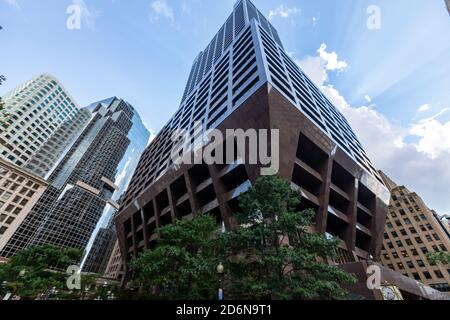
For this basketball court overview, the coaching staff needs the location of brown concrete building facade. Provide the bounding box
[379,171,450,294]
[115,0,390,285]
[116,82,390,281]
[104,239,125,281]
[0,158,48,250]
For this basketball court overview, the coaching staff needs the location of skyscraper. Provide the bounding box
[0,74,90,178]
[379,171,450,294]
[116,0,390,281]
[0,97,149,259]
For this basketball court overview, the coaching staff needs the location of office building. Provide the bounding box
[0,158,48,248]
[115,0,390,283]
[0,97,149,260]
[104,239,125,281]
[379,171,450,294]
[0,74,90,178]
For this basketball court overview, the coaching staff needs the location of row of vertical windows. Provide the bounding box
[257,25,381,182]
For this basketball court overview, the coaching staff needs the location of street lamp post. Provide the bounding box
[1,281,8,300]
[217,263,224,301]
[47,286,58,300]
[101,282,108,300]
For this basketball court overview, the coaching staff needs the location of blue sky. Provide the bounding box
[1,0,450,214]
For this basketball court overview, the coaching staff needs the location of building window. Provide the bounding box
[412,273,420,280]
[417,260,425,267]
[423,272,432,280]
[430,283,450,292]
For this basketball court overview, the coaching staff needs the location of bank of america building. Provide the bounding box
[116,0,390,278]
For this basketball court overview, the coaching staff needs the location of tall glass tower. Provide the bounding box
[0,97,149,259]
[116,0,390,282]
[0,74,90,178]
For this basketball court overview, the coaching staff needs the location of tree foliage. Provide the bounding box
[129,214,221,300]
[222,175,356,300]
[0,75,10,128]
[0,245,82,299]
[427,251,450,265]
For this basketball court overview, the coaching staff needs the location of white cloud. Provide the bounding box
[296,44,450,214]
[317,43,348,72]
[410,115,450,159]
[364,95,372,103]
[417,103,431,112]
[150,0,174,23]
[295,43,347,87]
[3,0,20,9]
[296,56,328,87]
[268,5,300,20]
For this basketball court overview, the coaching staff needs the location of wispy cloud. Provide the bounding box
[149,0,174,23]
[3,0,20,9]
[268,5,300,20]
[417,103,431,112]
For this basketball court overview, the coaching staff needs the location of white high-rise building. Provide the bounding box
[0,74,90,178]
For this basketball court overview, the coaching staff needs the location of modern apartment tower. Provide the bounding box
[379,171,450,294]
[0,97,149,259]
[0,74,90,178]
[116,0,390,282]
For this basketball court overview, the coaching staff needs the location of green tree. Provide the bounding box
[222,175,356,300]
[427,251,450,265]
[0,245,82,299]
[129,214,221,300]
[0,75,10,128]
